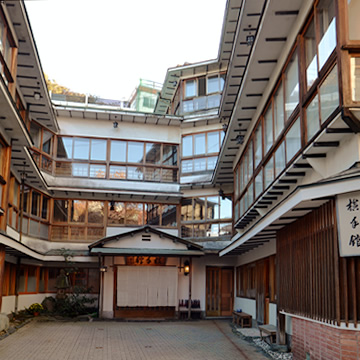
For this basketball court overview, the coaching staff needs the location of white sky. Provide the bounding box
[25,0,226,100]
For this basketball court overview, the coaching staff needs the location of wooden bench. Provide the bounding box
[232,311,252,328]
[258,324,277,344]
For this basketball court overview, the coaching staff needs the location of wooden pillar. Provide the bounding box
[277,312,286,345]
[187,257,192,320]
[0,245,5,311]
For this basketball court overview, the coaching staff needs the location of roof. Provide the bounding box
[89,225,204,257]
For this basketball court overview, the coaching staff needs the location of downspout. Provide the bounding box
[187,257,192,320]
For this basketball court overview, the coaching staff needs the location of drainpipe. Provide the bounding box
[187,257,192,320]
[14,257,21,314]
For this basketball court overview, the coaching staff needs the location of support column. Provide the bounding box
[187,257,192,320]
[0,245,6,311]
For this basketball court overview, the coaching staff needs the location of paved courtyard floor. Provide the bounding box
[0,319,269,360]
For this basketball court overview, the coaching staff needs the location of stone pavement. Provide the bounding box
[0,319,269,360]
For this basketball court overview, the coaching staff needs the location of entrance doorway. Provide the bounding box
[206,267,234,316]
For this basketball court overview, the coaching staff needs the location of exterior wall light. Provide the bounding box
[113,121,118,129]
[100,266,108,272]
[246,34,255,46]
[34,92,41,100]
[184,260,190,276]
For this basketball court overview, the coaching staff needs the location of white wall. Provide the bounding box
[234,297,256,319]
[235,239,276,266]
[269,303,277,326]
[1,296,16,314]
[57,117,181,144]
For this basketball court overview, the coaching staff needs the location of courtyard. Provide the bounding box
[0,319,268,360]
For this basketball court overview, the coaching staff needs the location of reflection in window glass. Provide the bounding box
[275,142,286,177]
[194,198,206,221]
[220,197,232,219]
[207,156,217,170]
[109,165,126,179]
[42,130,52,155]
[126,203,143,225]
[57,137,73,159]
[320,65,339,122]
[194,158,206,172]
[254,124,262,169]
[248,141,253,181]
[284,53,299,119]
[108,202,125,224]
[41,197,48,220]
[145,204,160,226]
[144,168,161,181]
[264,106,273,154]
[185,80,196,98]
[181,198,193,221]
[127,166,143,180]
[72,163,89,177]
[220,223,232,236]
[248,182,254,207]
[73,138,90,160]
[351,57,360,102]
[274,84,284,139]
[194,133,205,155]
[31,191,40,217]
[88,201,104,223]
[30,122,41,149]
[145,143,161,164]
[90,139,106,161]
[264,157,274,189]
[208,132,219,153]
[163,145,177,166]
[181,225,193,238]
[207,196,219,220]
[286,118,301,162]
[306,95,320,141]
[162,204,177,227]
[234,201,239,221]
[207,76,219,94]
[193,224,206,237]
[305,20,318,90]
[53,200,68,222]
[71,200,86,223]
[255,170,263,199]
[182,160,193,173]
[182,135,192,157]
[90,164,106,178]
[317,0,336,69]
[207,223,219,237]
[128,142,144,163]
[348,0,360,40]
[110,140,126,162]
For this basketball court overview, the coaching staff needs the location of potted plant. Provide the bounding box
[28,303,44,316]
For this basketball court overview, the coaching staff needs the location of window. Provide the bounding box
[317,0,336,70]
[264,106,273,154]
[194,133,206,155]
[31,191,41,217]
[275,142,286,178]
[53,200,68,223]
[128,142,144,163]
[351,57,360,102]
[73,138,90,160]
[274,84,284,139]
[348,0,360,40]
[30,122,41,149]
[320,65,339,122]
[305,20,317,90]
[286,118,301,162]
[284,53,299,119]
[264,157,274,189]
[110,140,126,162]
[255,170,263,200]
[145,143,161,164]
[57,137,73,159]
[254,123,262,169]
[306,95,320,141]
[185,80,196,98]
[90,139,106,161]
[182,135,193,157]
[42,130,52,155]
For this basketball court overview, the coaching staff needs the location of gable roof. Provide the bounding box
[88,225,204,257]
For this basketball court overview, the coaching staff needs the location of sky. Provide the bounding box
[25,0,226,101]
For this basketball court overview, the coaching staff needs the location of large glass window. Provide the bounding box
[348,0,360,40]
[31,191,40,217]
[194,133,206,155]
[207,76,220,94]
[254,123,262,169]
[208,131,220,153]
[163,145,177,166]
[30,122,41,149]
[71,200,86,223]
[108,202,125,224]
[88,201,104,224]
[90,139,106,161]
[275,142,286,178]
[264,157,274,189]
[286,118,301,162]
[306,95,320,141]
[185,80,196,98]
[73,138,90,160]
[110,140,126,162]
[351,57,360,102]
[255,170,263,199]
[274,84,284,139]
[145,143,161,164]
[320,65,339,122]
[128,142,144,163]
[305,20,318,90]
[42,130,52,155]
[182,135,192,157]
[53,200,68,222]
[126,203,143,225]
[317,0,336,70]
[57,137,73,159]
[284,53,299,119]
[264,106,273,154]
